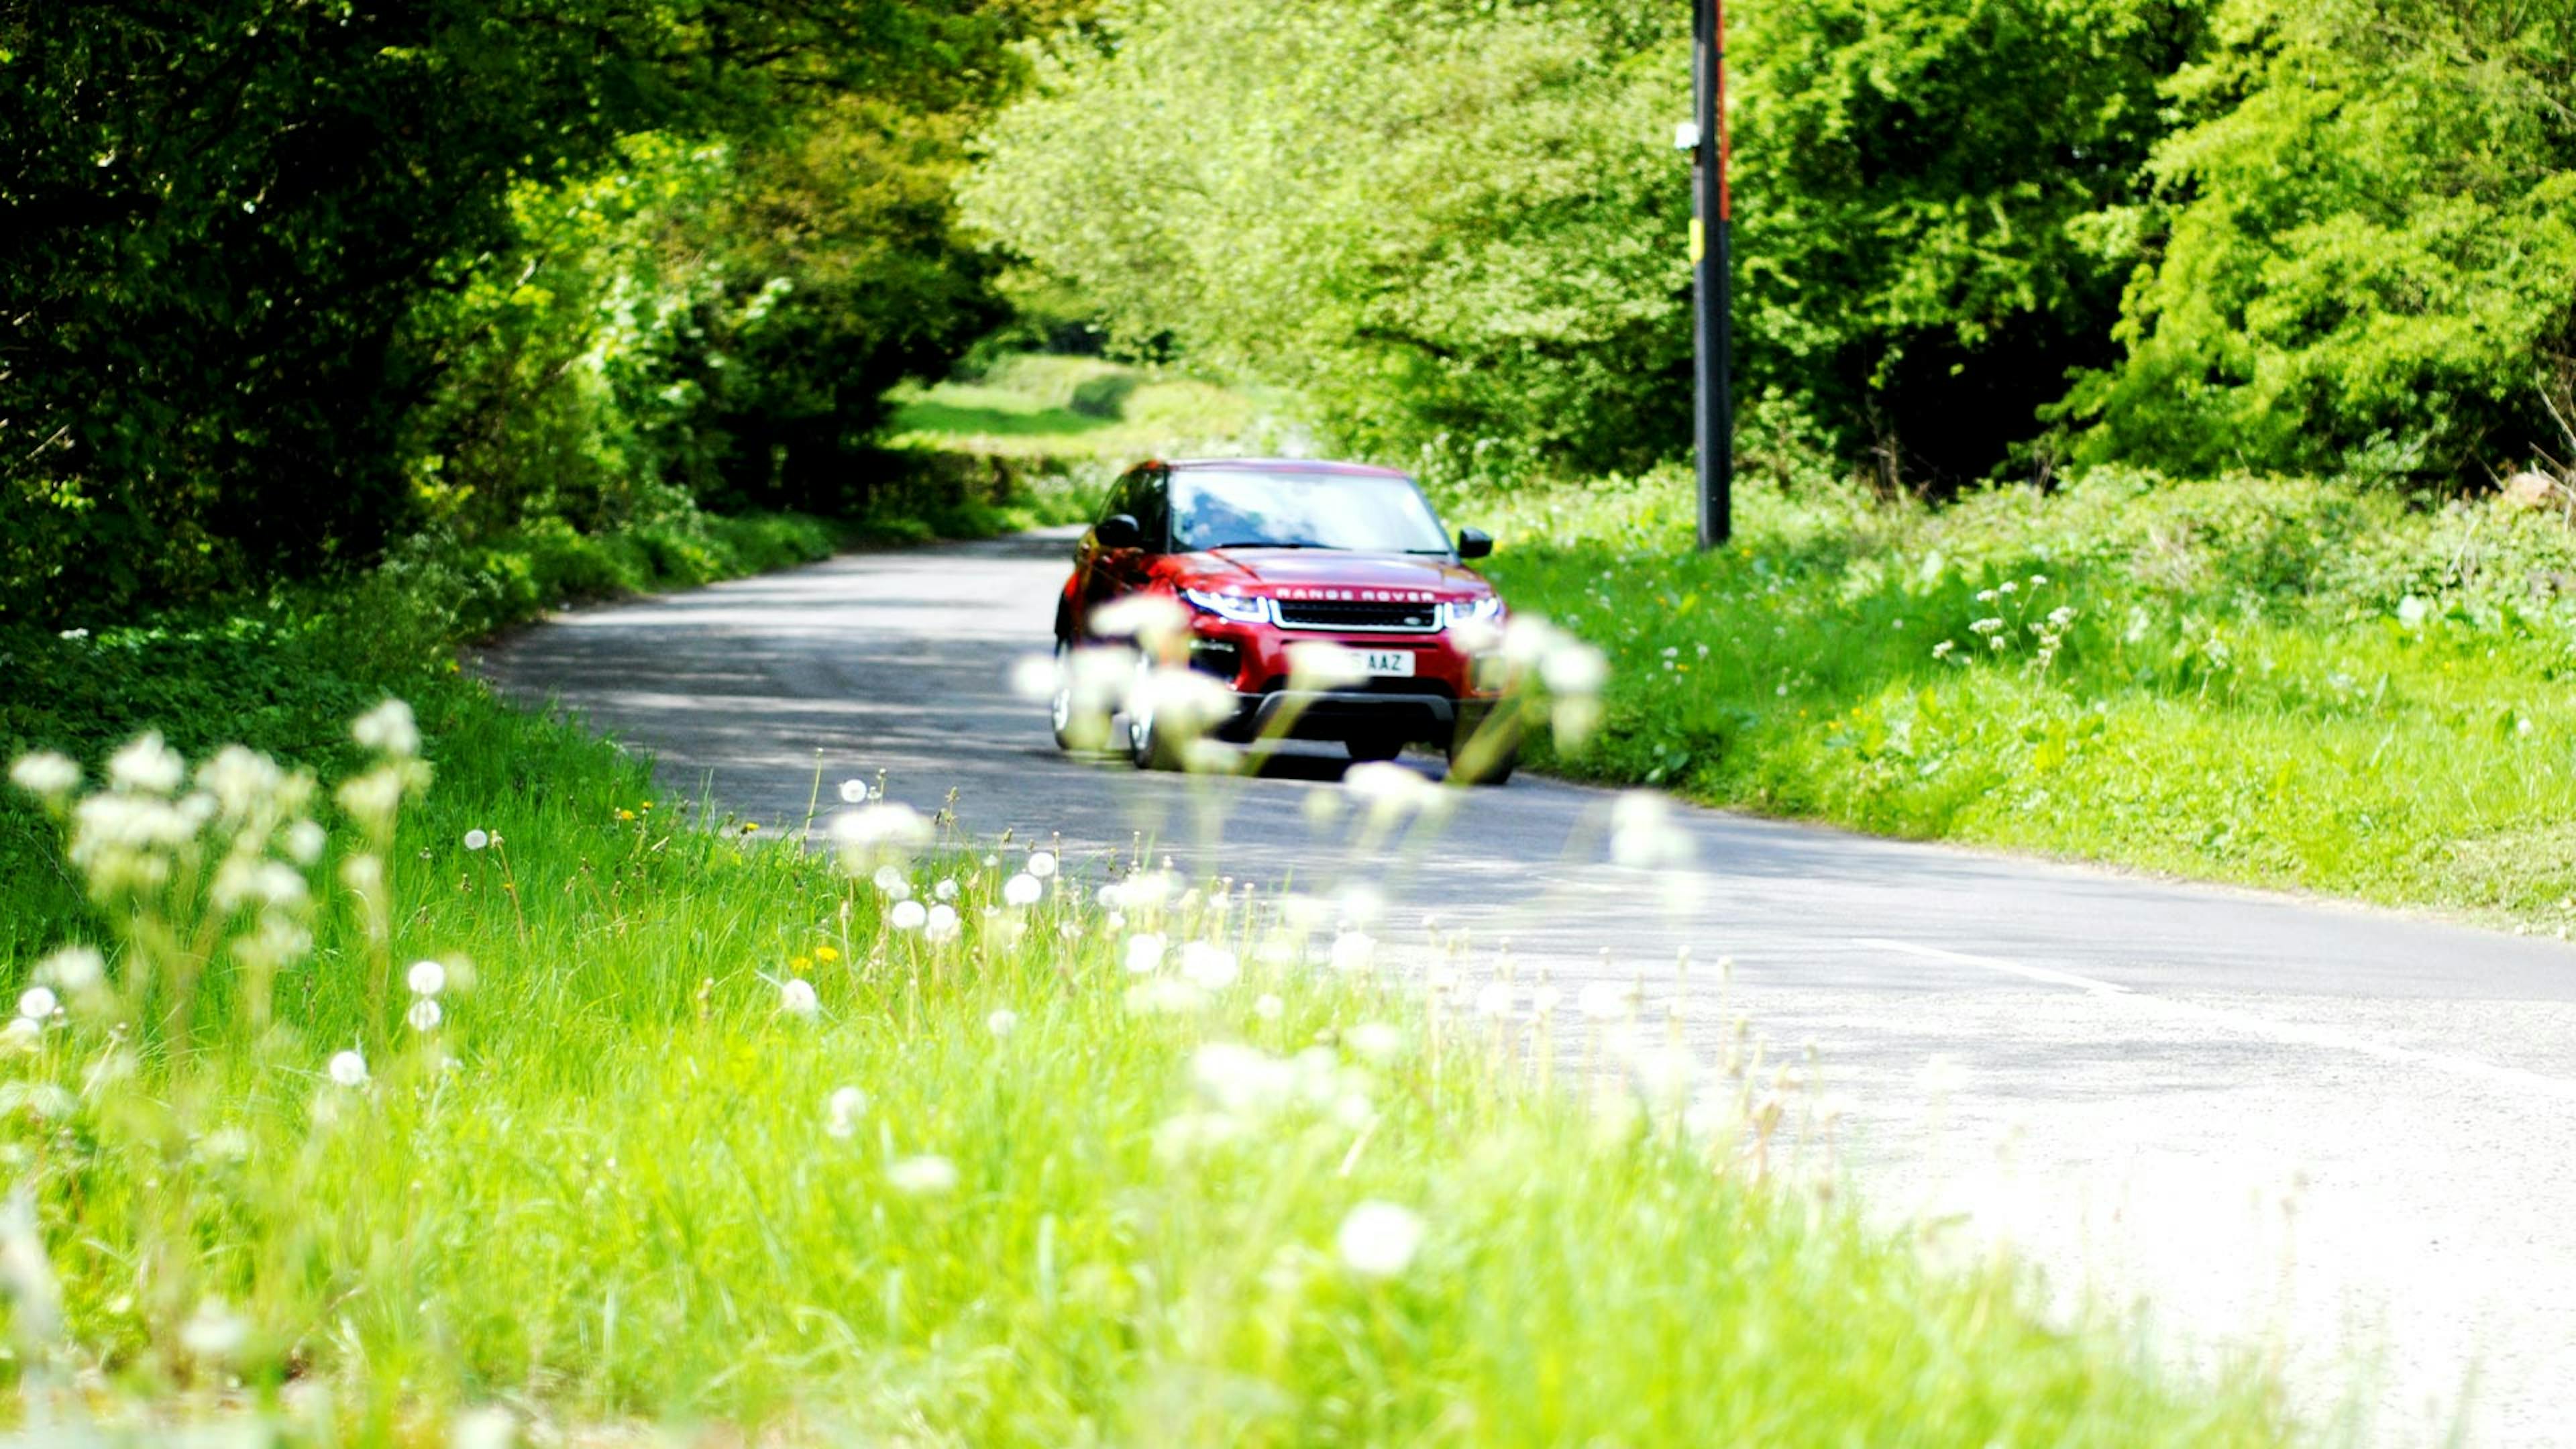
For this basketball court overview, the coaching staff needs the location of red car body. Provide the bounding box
[1054,458,1515,779]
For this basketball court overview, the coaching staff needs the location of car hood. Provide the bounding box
[1175,548,1489,600]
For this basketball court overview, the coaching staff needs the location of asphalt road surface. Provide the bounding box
[480,529,2576,1445]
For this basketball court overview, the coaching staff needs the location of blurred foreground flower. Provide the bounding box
[888,1155,959,1197]
[1336,1201,1426,1278]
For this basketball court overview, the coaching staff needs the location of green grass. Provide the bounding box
[0,478,2291,1442]
[885,353,1278,462]
[0,678,2288,1444]
[1472,466,2576,930]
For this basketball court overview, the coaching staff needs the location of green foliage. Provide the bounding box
[2061,0,2576,480]
[969,0,2196,488]
[1732,0,2201,486]
[0,0,1087,623]
[1479,468,2576,924]
[965,0,1695,486]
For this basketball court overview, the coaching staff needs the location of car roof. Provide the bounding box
[1160,457,1413,480]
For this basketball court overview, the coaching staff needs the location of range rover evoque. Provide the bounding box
[1051,458,1518,783]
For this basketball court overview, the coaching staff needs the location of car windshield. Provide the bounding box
[1169,468,1453,555]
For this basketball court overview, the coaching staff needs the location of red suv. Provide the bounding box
[1052,458,1517,783]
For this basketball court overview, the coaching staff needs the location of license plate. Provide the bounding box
[1362,650,1415,677]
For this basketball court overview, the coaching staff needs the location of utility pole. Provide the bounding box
[1690,0,1733,548]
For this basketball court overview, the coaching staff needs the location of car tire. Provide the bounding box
[1049,637,1082,752]
[1128,654,1185,771]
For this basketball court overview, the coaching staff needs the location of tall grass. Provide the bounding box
[1473,466,2576,928]
[0,674,2290,1442]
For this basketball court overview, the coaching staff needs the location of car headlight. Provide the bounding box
[1443,596,1505,629]
[1181,587,1272,625]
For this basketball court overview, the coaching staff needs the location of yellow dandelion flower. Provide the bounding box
[816,945,842,963]
[792,955,812,971]
[616,808,635,822]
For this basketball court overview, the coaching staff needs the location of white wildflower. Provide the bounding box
[1328,930,1376,975]
[15,987,56,1022]
[283,818,327,865]
[1347,1022,1405,1065]
[108,733,184,794]
[462,828,491,852]
[934,877,959,900]
[1180,941,1240,991]
[1334,1201,1426,1279]
[1124,932,1168,975]
[9,752,80,800]
[825,1086,867,1138]
[405,998,443,1032]
[1578,981,1627,1022]
[924,904,961,943]
[888,1155,959,1197]
[351,700,420,758]
[780,978,818,1017]
[1003,873,1042,908]
[407,959,447,997]
[1254,993,1285,1021]
[1027,850,1057,879]
[872,864,912,899]
[987,1008,1019,1038]
[890,899,928,931]
[326,1050,368,1087]
[179,1297,250,1360]
[37,945,103,992]
[837,778,868,804]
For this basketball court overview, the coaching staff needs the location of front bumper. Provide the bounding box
[1216,687,1497,747]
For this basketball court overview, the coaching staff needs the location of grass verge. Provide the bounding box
[1470,466,2576,930]
[0,673,2287,1442]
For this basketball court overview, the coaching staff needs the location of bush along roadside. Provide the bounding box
[1477,466,2576,932]
[0,692,2289,1443]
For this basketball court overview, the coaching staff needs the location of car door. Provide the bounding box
[1073,468,1152,637]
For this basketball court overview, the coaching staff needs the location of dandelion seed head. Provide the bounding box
[1179,941,1240,990]
[888,1155,959,1197]
[1335,1201,1426,1278]
[326,1050,368,1087]
[462,828,491,852]
[37,945,103,992]
[351,700,420,759]
[15,987,56,1022]
[825,1085,867,1138]
[407,959,447,998]
[8,751,80,800]
[1254,993,1285,1021]
[780,978,819,1017]
[1124,932,1168,975]
[405,998,443,1032]
[1347,1022,1405,1065]
[109,733,185,795]
[924,904,961,943]
[987,1008,1019,1038]
[1003,872,1042,908]
[837,778,867,804]
[1328,930,1376,976]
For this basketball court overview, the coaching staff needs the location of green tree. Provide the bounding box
[0,0,1076,623]
[2059,0,2576,480]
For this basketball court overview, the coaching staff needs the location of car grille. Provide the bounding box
[1273,598,1440,632]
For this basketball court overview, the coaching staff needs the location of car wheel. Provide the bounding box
[1128,654,1184,771]
[1344,737,1404,764]
[1049,638,1080,751]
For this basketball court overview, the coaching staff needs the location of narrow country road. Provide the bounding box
[480,529,2576,1446]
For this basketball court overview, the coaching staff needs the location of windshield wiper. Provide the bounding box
[1201,540,1330,551]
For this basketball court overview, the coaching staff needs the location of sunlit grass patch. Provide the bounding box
[0,682,2288,1443]
[885,354,1275,461]
[1478,466,2576,929]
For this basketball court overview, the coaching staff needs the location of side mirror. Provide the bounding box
[1456,527,1493,560]
[1095,513,1144,551]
